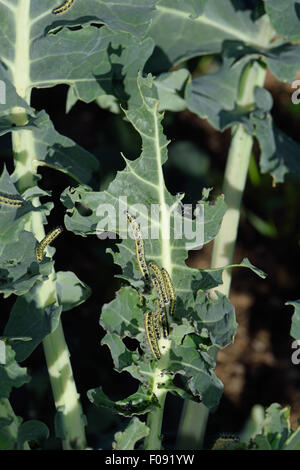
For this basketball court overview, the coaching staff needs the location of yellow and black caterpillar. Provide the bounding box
[144,311,161,360]
[161,267,176,316]
[126,211,149,280]
[0,194,23,208]
[52,0,75,15]
[35,227,63,262]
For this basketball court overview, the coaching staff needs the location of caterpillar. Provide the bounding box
[154,299,169,339]
[0,194,23,208]
[148,261,169,307]
[161,268,176,316]
[148,262,172,338]
[144,311,161,360]
[150,275,169,338]
[126,211,149,280]
[152,311,161,343]
[35,227,63,262]
[52,0,75,15]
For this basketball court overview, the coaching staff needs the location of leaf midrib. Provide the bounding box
[155,5,272,50]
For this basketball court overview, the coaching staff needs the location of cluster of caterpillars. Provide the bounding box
[126,211,176,360]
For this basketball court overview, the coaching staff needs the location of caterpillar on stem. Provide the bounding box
[35,227,63,262]
[161,268,176,316]
[144,311,161,360]
[126,211,149,280]
[148,261,169,306]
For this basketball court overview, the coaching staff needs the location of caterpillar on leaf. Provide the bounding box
[0,194,23,208]
[52,0,75,15]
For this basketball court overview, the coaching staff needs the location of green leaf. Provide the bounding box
[56,271,91,312]
[237,258,267,279]
[252,113,300,183]
[17,420,49,450]
[155,69,189,112]
[265,1,300,42]
[252,403,291,450]
[112,417,149,450]
[95,95,120,114]
[28,110,100,187]
[169,335,223,411]
[168,323,194,346]
[147,0,273,71]
[0,167,53,248]
[282,427,300,450]
[50,0,158,39]
[192,292,237,348]
[4,284,62,361]
[265,43,300,84]
[0,2,155,154]
[101,333,135,371]
[0,75,31,135]
[0,399,22,450]
[100,287,144,339]
[0,344,30,399]
[0,230,53,298]
[87,385,159,417]
[0,76,99,187]
[287,300,300,340]
[186,50,255,131]
[30,25,154,109]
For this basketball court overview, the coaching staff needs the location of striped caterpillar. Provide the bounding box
[161,268,176,316]
[154,299,169,339]
[35,227,63,262]
[144,311,161,360]
[126,211,149,280]
[0,194,23,208]
[52,0,75,15]
[148,262,169,338]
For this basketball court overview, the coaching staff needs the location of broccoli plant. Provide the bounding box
[0,0,299,451]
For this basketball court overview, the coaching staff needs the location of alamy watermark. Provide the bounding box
[95,196,204,251]
[291,339,300,365]
[291,80,300,104]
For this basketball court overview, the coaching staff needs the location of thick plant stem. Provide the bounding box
[211,61,267,294]
[12,127,86,450]
[177,60,267,449]
[10,1,86,448]
[12,127,86,449]
[145,392,167,450]
[144,337,170,450]
[43,322,86,449]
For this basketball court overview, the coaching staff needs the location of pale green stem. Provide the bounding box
[9,1,86,449]
[12,121,86,451]
[144,337,170,450]
[177,60,267,449]
[12,119,86,450]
